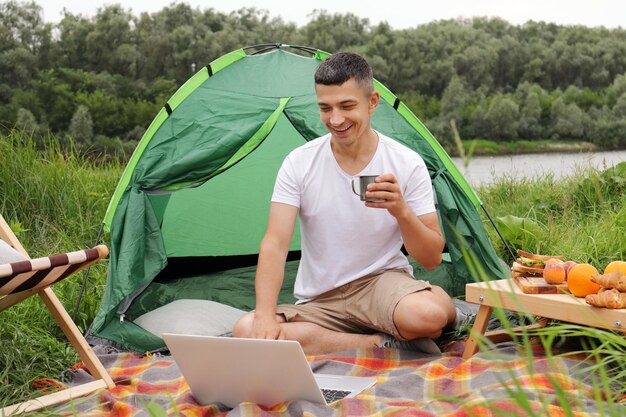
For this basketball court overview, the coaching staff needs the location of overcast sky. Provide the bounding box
[40,0,623,29]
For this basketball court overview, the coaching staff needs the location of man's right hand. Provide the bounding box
[250,202,298,341]
[251,313,285,340]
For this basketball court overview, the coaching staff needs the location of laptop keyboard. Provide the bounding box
[321,388,352,402]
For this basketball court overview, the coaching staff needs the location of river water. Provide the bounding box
[451,150,626,187]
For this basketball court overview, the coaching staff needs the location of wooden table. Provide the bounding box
[462,279,626,359]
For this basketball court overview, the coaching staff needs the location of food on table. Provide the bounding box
[513,252,626,307]
[512,249,563,279]
[567,263,601,297]
[512,249,572,285]
[516,249,564,261]
[585,288,626,309]
[543,261,566,284]
[604,260,626,275]
[564,260,577,275]
[591,270,626,292]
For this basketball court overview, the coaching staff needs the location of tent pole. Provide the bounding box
[244,44,318,56]
[481,205,517,263]
[72,223,104,322]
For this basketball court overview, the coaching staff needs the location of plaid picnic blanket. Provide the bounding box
[51,341,621,417]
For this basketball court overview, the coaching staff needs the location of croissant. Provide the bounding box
[585,288,626,309]
[591,271,626,292]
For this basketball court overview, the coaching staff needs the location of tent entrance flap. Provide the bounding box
[154,113,306,258]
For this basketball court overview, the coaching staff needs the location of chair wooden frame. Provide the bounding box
[0,214,114,415]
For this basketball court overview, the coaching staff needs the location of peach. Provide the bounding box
[564,261,577,277]
[543,263,566,284]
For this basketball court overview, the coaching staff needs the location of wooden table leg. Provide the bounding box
[462,305,493,359]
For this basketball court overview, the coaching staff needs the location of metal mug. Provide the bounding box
[351,175,386,202]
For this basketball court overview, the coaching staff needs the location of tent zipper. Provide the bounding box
[116,282,152,322]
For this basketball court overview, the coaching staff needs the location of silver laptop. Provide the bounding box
[163,333,377,408]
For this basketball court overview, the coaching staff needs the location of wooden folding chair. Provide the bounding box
[0,214,114,415]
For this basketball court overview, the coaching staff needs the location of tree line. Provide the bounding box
[2,0,626,157]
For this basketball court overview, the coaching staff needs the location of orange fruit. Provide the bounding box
[604,260,626,275]
[567,263,601,297]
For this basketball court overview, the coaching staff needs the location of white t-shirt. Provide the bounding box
[271,132,436,302]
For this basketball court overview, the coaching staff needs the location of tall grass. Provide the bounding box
[0,129,121,408]
[469,160,626,415]
[479,162,626,266]
[1,129,625,414]
[462,243,626,416]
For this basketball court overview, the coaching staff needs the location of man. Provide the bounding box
[233,52,461,355]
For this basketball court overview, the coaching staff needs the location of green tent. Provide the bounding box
[88,45,507,352]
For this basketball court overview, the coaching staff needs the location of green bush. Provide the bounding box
[591,118,626,149]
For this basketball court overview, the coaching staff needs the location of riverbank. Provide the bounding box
[460,139,600,156]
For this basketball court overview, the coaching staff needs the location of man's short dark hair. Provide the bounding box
[314,52,374,93]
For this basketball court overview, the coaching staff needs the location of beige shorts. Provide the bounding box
[276,269,431,340]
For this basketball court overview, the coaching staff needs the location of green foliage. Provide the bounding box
[92,135,138,161]
[609,72,626,100]
[479,163,626,266]
[300,11,370,54]
[398,91,440,120]
[0,130,121,406]
[68,104,94,145]
[578,87,606,109]
[518,90,543,138]
[461,138,595,156]
[0,67,163,148]
[484,95,520,140]
[29,73,77,131]
[571,162,626,213]
[75,90,129,137]
[0,47,37,87]
[591,117,626,149]
[15,107,37,131]
[612,93,626,118]
[441,75,470,124]
[495,215,545,249]
[0,131,120,251]
[550,98,589,139]
[1,3,626,154]
[0,1,47,54]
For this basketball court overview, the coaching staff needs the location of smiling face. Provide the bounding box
[315,78,380,147]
